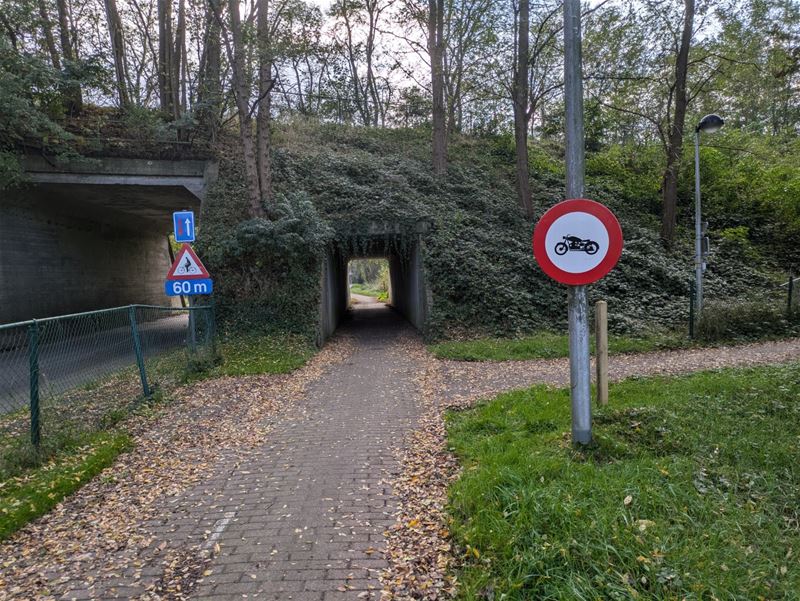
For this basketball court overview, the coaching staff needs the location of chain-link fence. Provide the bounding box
[0,304,215,473]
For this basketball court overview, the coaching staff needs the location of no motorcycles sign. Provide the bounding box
[533,199,623,286]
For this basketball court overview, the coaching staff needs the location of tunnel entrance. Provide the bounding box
[318,226,430,344]
[0,156,216,323]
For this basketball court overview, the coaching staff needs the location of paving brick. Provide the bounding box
[125,306,423,600]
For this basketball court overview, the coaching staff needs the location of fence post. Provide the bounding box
[188,298,197,353]
[595,300,608,406]
[689,280,695,339]
[128,306,151,398]
[28,321,41,448]
[789,272,794,317]
[209,303,217,344]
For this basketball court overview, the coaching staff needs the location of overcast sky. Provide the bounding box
[306,0,614,19]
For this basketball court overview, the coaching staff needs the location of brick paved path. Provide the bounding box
[162,303,421,600]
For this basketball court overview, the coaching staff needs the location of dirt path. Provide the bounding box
[440,337,800,406]
[349,292,380,306]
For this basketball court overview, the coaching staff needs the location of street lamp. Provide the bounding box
[693,113,724,319]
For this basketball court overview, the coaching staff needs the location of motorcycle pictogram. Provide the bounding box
[554,235,599,256]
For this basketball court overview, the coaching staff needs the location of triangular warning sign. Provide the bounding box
[167,244,210,280]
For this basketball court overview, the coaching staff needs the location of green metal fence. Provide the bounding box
[0,304,215,466]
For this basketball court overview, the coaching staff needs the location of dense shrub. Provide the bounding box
[697,300,798,342]
[198,154,331,339]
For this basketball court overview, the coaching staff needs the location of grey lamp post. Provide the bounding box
[693,113,724,319]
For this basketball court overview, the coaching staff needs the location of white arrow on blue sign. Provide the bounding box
[173,211,195,243]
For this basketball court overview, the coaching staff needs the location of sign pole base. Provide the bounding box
[568,285,592,445]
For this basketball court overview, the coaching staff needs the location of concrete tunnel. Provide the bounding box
[0,155,217,323]
[317,222,431,344]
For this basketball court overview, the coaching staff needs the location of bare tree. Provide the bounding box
[158,0,175,115]
[210,0,267,217]
[56,0,82,113]
[442,0,497,134]
[197,1,222,137]
[331,0,392,126]
[103,0,131,107]
[429,0,447,175]
[173,0,186,114]
[257,0,275,205]
[661,0,694,244]
[512,0,532,216]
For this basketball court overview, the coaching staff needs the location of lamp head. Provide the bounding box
[696,114,724,134]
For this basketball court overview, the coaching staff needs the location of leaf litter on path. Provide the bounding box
[0,335,355,601]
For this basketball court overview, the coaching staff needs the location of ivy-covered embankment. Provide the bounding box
[199,120,788,343]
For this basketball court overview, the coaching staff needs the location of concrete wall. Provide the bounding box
[389,239,428,330]
[317,248,349,344]
[0,195,176,323]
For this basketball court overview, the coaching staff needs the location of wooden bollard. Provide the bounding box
[595,300,608,405]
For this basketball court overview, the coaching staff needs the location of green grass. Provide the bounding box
[194,333,315,378]
[429,331,690,361]
[0,431,131,540]
[447,363,800,599]
[350,284,389,302]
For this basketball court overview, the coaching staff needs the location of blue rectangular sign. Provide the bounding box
[173,211,195,243]
[165,278,213,296]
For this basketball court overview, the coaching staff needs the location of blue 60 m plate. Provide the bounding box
[165,278,213,296]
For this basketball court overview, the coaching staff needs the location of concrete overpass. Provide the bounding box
[0,156,217,323]
[318,221,431,343]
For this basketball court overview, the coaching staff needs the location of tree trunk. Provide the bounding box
[365,1,381,127]
[173,0,186,118]
[661,0,694,244]
[103,0,131,108]
[429,0,447,176]
[55,0,82,113]
[218,0,265,218]
[513,0,533,218]
[256,0,273,207]
[38,0,61,70]
[158,0,174,116]
[1,12,19,50]
[197,3,221,139]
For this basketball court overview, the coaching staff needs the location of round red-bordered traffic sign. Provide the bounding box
[532,199,623,285]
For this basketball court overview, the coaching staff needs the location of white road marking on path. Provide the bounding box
[202,511,236,550]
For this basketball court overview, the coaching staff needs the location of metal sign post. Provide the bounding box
[532,2,623,445]
[564,0,591,445]
[533,200,623,444]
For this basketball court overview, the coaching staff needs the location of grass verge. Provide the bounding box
[188,333,315,379]
[429,330,690,361]
[447,363,800,599]
[0,431,132,540]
